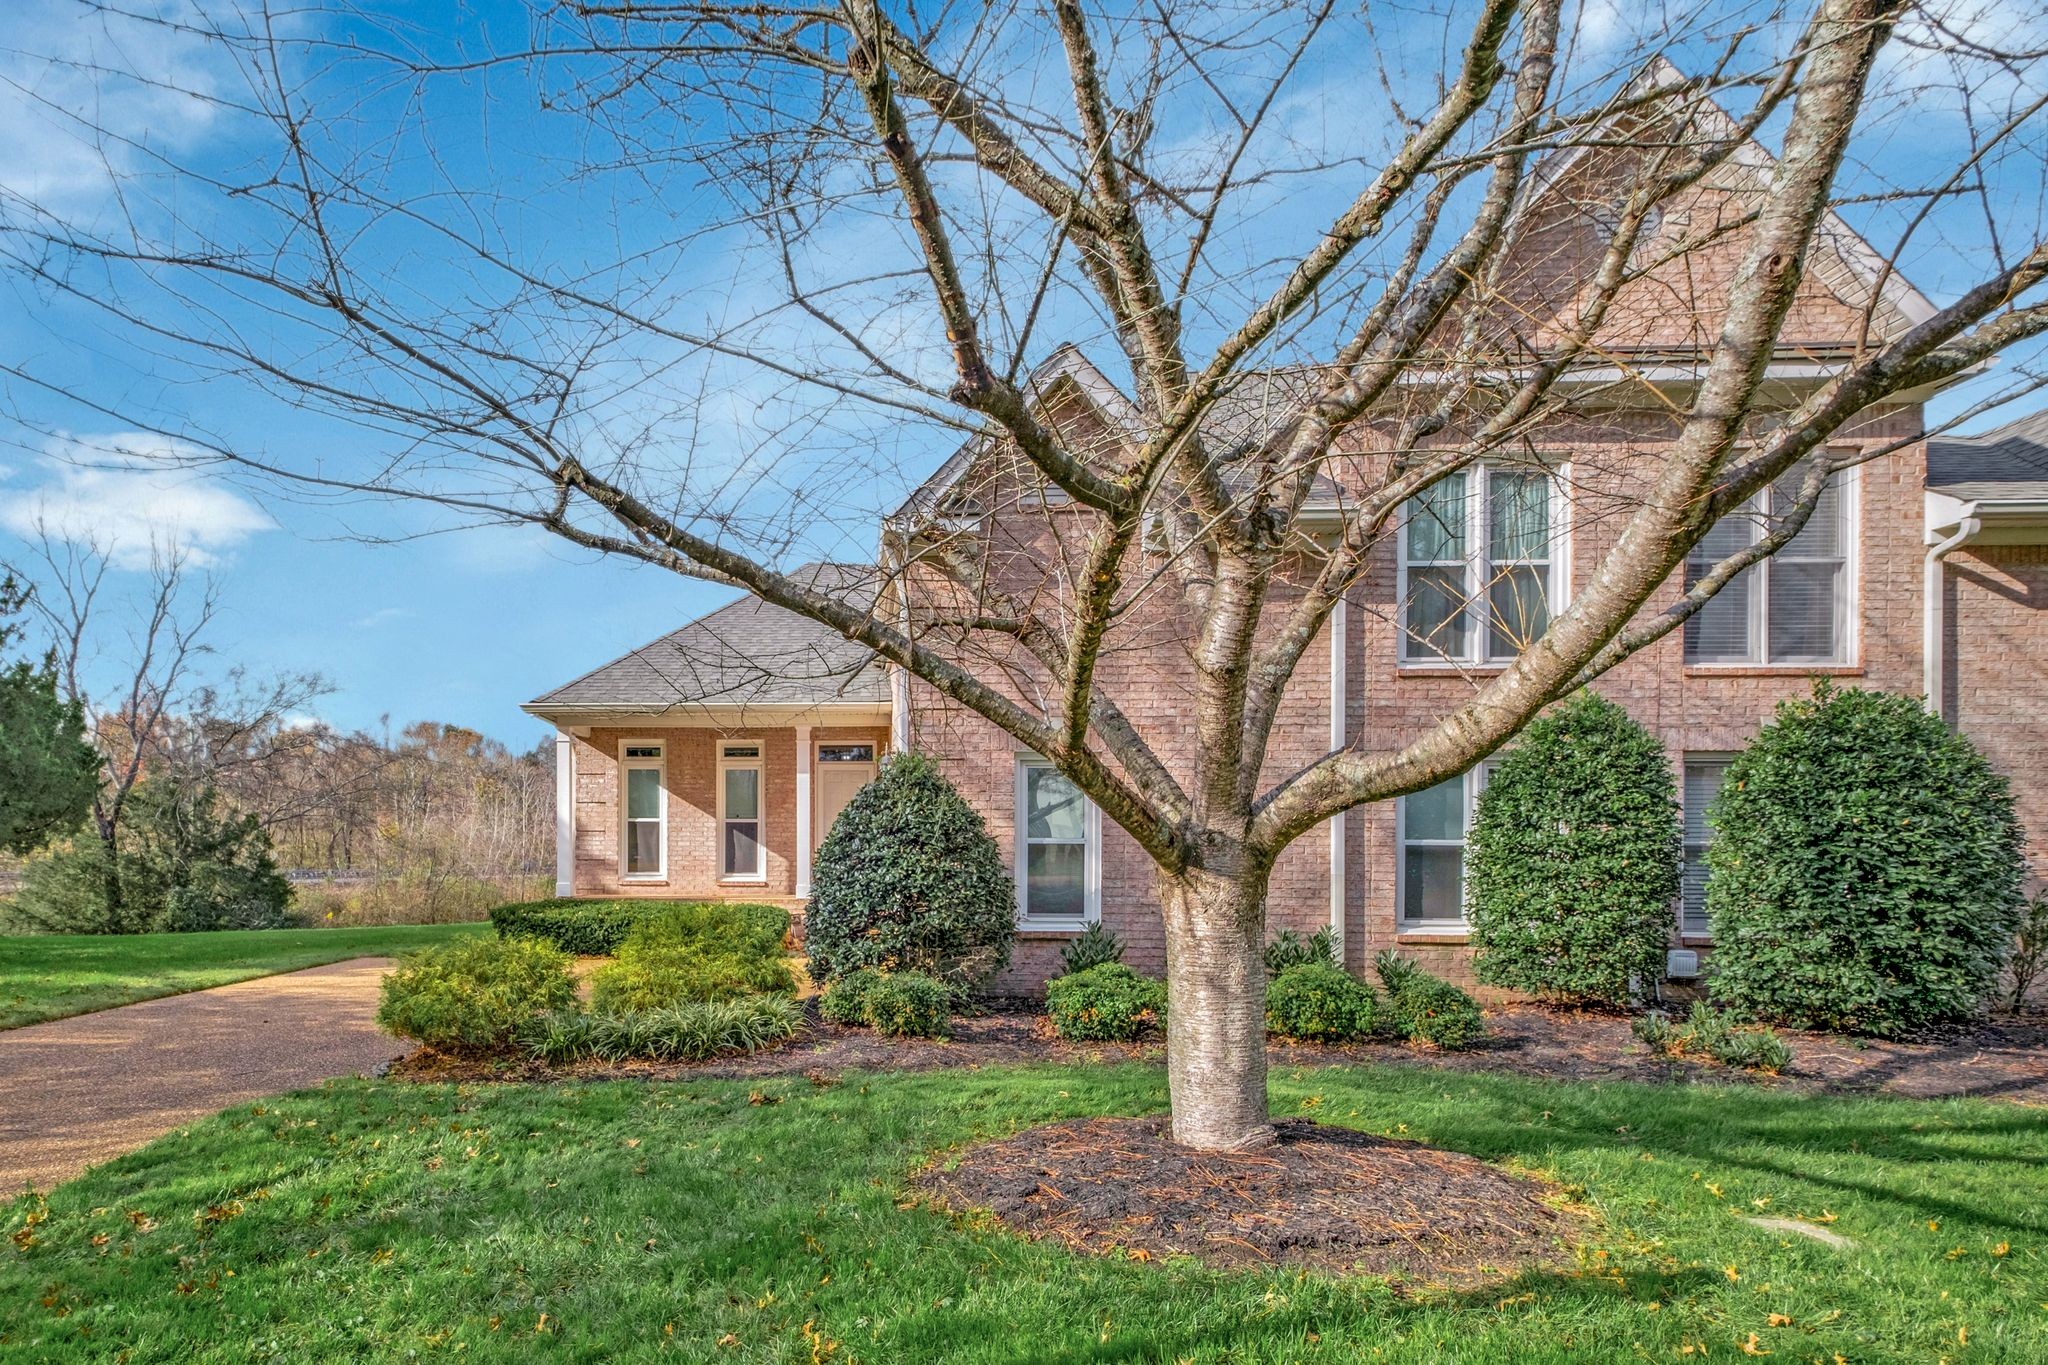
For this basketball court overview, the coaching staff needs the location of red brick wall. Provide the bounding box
[1949,544,2048,883]
[567,724,889,901]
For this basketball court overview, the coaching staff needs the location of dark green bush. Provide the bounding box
[376,936,578,1053]
[587,904,795,1013]
[818,968,885,1026]
[859,972,953,1038]
[1373,950,1486,1049]
[1706,684,2026,1036]
[1059,922,1125,975]
[491,897,789,957]
[1467,691,1682,1006]
[1265,963,1383,1043]
[1045,963,1166,1042]
[805,752,1013,993]
[521,997,803,1064]
[9,781,293,934]
[1263,926,1338,976]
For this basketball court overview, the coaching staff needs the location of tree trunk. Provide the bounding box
[1159,864,1274,1150]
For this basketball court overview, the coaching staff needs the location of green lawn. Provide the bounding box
[0,923,490,1030]
[4,1064,2042,1362]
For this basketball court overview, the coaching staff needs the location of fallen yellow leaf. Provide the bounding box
[1739,1332,1773,1356]
[1725,1265,1742,1283]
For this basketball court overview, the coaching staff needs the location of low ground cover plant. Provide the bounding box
[1373,951,1486,1050]
[1633,1002,1793,1074]
[1045,962,1166,1041]
[1265,962,1383,1043]
[521,996,803,1064]
[805,752,1014,993]
[491,897,788,957]
[1263,926,1338,976]
[376,935,578,1053]
[586,904,796,1013]
[1707,684,2026,1036]
[1468,691,1682,1007]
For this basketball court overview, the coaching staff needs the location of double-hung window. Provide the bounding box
[1015,757,1099,927]
[1401,465,1563,663]
[621,743,666,880]
[719,742,765,881]
[1679,756,1732,937]
[1396,764,1490,931]
[1684,469,1853,665]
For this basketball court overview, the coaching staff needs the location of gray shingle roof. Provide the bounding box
[1927,410,2048,502]
[526,563,890,711]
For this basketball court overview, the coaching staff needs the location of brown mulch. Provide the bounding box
[913,1115,1574,1282]
[388,1002,2048,1103]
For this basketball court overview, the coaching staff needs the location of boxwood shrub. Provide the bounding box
[805,752,1014,993]
[1373,950,1486,1050]
[491,897,789,957]
[521,997,803,1064]
[1265,963,1384,1043]
[860,972,953,1038]
[376,935,579,1054]
[818,967,885,1026]
[1707,684,2026,1036]
[1467,690,1682,1006]
[1045,963,1166,1042]
[587,903,796,1013]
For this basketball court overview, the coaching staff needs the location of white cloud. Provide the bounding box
[0,1,237,222]
[0,430,274,567]
[352,606,414,630]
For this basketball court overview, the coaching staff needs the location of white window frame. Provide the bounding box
[1684,465,1859,667]
[717,741,767,884]
[1397,462,1570,665]
[618,740,667,883]
[1393,762,1492,933]
[1014,755,1101,929]
[1679,753,1735,940]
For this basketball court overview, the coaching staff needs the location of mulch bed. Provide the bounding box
[388,1003,2048,1103]
[913,1115,1574,1282]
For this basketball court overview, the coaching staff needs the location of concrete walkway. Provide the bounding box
[0,957,409,1193]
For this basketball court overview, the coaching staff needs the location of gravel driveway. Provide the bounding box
[0,957,408,1193]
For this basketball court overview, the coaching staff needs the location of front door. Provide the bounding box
[814,743,878,849]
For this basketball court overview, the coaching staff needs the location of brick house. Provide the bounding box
[525,124,2048,995]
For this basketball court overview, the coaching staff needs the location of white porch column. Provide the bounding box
[1327,596,1348,959]
[794,724,815,897]
[553,730,575,896]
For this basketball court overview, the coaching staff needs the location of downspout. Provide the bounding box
[1327,595,1348,963]
[1922,509,1980,721]
[552,730,574,896]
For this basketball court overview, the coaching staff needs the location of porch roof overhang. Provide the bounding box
[523,700,894,732]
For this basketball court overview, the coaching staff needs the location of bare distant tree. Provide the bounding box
[6,0,2048,1144]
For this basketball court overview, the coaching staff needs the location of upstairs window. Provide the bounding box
[621,743,665,880]
[1400,465,1563,663]
[1684,470,1853,665]
[719,742,765,881]
[1015,757,1099,927]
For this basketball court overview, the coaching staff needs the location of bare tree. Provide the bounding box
[6,0,2048,1145]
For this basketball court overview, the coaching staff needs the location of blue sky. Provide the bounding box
[3,0,2043,747]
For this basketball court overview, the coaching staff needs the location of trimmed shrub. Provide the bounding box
[1265,963,1384,1043]
[1373,950,1486,1050]
[805,752,1014,993]
[819,967,886,1026]
[491,897,789,957]
[860,972,953,1038]
[376,935,578,1053]
[1467,691,1682,1007]
[1707,684,2027,1036]
[1634,1002,1792,1074]
[1264,927,1338,976]
[587,904,796,1013]
[522,997,803,1064]
[1059,922,1125,975]
[1045,963,1166,1042]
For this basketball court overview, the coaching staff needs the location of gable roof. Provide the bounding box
[1927,410,2048,502]
[524,562,889,714]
